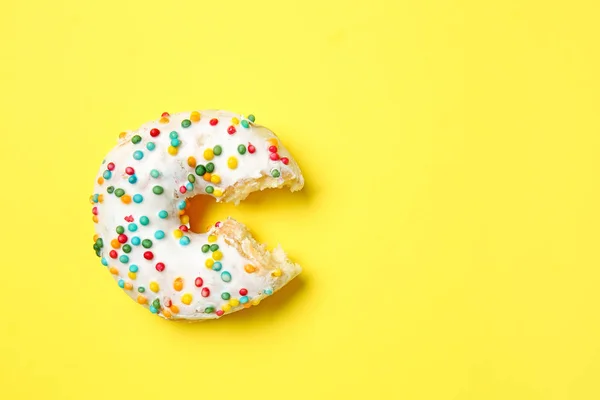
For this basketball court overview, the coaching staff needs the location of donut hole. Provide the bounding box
[187,195,238,234]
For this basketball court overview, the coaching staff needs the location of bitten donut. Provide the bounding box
[90,110,304,320]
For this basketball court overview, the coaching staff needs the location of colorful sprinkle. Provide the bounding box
[133,150,144,160]
[213,145,222,155]
[132,135,141,144]
[154,230,165,239]
[181,293,193,305]
[150,169,160,178]
[227,157,238,169]
[201,287,210,297]
[146,142,156,151]
[158,210,168,218]
[195,277,204,287]
[133,194,143,203]
[152,186,164,194]
[181,119,192,128]
[221,271,232,282]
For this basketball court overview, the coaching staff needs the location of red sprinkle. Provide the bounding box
[215,221,221,228]
[125,167,135,175]
[195,277,204,287]
[155,262,165,272]
[179,225,189,232]
[150,128,160,137]
[124,215,134,222]
[201,287,210,297]
[239,288,248,296]
[269,153,279,161]
[281,157,289,165]
[179,186,187,194]
[216,310,224,316]
[248,144,256,154]
[161,112,170,117]
[209,118,218,126]
[117,234,128,243]
[92,207,98,215]
[107,162,115,171]
[227,126,236,135]
[143,251,154,260]
[109,250,118,259]
[164,298,172,307]
[268,146,278,153]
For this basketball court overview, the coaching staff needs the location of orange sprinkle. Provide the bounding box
[121,194,132,204]
[244,264,257,273]
[170,305,180,314]
[163,309,172,318]
[190,111,201,122]
[109,267,119,275]
[187,156,196,167]
[93,234,99,242]
[111,239,121,249]
[118,131,127,139]
[267,138,278,147]
[203,172,212,182]
[159,117,170,124]
[92,215,99,223]
[97,177,104,185]
[178,209,186,216]
[124,282,133,290]
[97,194,104,203]
[137,295,147,304]
[173,277,183,291]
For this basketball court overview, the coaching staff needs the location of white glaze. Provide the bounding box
[91,110,303,320]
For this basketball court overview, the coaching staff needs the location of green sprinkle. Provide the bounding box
[187,174,196,183]
[93,243,99,251]
[138,287,145,293]
[195,165,206,176]
[205,185,214,194]
[181,119,191,128]
[248,114,255,122]
[201,244,210,253]
[271,169,281,178]
[122,244,132,253]
[221,292,230,300]
[96,238,103,248]
[132,135,142,144]
[107,186,115,194]
[114,188,125,197]
[204,306,215,313]
[210,244,219,252]
[116,226,125,234]
[152,299,160,308]
[237,144,246,155]
[152,185,164,194]
[142,239,152,249]
[241,120,250,129]
[206,162,215,173]
[213,145,222,155]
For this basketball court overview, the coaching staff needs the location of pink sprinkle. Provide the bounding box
[107,162,115,171]
[179,186,187,194]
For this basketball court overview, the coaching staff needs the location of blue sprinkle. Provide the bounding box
[154,230,165,240]
[146,142,156,151]
[185,182,194,191]
[177,200,186,210]
[133,150,144,160]
[169,131,178,139]
[239,296,249,304]
[179,236,190,246]
[129,265,139,273]
[92,194,99,203]
[158,210,168,219]
[119,255,129,263]
[128,223,138,232]
[101,257,108,266]
[118,279,125,288]
[103,170,112,179]
[264,287,273,295]
[220,271,232,282]
[133,194,143,203]
[140,216,149,226]
[131,236,141,246]
[170,138,181,147]
[128,175,138,184]
[212,261,222,271]
[149,306,158,314]
[150,169,160,178]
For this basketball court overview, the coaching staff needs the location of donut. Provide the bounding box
[90,110,304,320]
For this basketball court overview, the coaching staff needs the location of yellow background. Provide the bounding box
[1,1,600,398]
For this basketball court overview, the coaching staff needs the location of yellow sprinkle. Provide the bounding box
[124,282,133,290]
[208,235,217,243]
[178,209,185,216]
[187,156,196,167]
[150,282,159,293]
[214,189,223,197]
[118,131,127,139]
[173,229,184,239]
[210,174,221,184]
[170,305,180,314]
[159,117,170,124]
[212,250,223,260]
[222,304,232,312]
[109,267,119,275]
[205,258,214,268]
[203,148,214,160]
[89,195,94,204]
[190,111,201,122]
[181,293,192,305]
[180,215,190,225]
[227,156,238,169]
[173,278,184,291]
[244,264,257,273]
[137,295,147,304]
[168,146,178,156]
[128,272,137,280]
[92,215,99,223]
[271,269,282,277]
[231,117,239,125]
[229,298,240,307]
[251,298,261,306]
